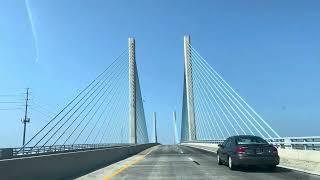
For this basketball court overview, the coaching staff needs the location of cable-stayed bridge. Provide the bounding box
[0,36,320,180]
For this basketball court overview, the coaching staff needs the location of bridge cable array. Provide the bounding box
[18,49,149,152]
[135,67,149,143]
[181,43,280,141]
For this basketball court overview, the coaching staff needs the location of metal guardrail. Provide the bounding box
[184,139,225,144]
[266,137,320,150]
[184,136,320,151]
[0,143,132,160]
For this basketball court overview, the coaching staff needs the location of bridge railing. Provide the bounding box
[266,136,320,150]
[0,143,131,160]
[183,136,320,151]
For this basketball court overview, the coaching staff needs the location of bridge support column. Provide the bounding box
[153,112,158,143]
[183,35,197,141]
[129,37,137,144]
[173,111,177,144]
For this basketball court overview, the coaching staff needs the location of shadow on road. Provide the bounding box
[235,166,293,173]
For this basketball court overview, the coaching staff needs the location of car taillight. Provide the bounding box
[272,146,278,154]
[235,147,246,154]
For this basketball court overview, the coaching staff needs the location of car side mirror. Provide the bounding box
[218,144,224,148]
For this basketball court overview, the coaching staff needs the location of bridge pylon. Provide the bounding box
[153,112,158,143]
[129,37,137,144]
[183,35,197,141]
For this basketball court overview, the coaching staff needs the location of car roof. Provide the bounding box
[229,135,263,139]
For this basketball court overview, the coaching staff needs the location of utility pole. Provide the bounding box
[153,112,158,143]
[173,111,177,144]
[22,88,30,146]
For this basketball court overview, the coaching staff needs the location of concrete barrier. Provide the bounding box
[0,143,157,180]
[182,143,320,175]
[182,143,219,152]
[278,148,320,162]
[278,148,320,174]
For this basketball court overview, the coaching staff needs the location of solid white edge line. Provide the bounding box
[278,165,320,176]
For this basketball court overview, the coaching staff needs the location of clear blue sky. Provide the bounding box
[1,0,320,147]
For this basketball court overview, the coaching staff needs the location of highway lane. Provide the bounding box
[79,145,320,180]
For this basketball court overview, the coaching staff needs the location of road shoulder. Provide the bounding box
[75,145,159,180]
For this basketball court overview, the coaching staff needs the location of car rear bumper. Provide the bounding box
[232,155,279,166]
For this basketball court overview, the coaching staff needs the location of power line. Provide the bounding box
[0,102,23,104]
[0,94,24,97]
[0,108,23,111]
[30,107,53,119]
[31,101,56,115]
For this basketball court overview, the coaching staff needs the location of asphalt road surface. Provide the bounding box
[80,145,320,180]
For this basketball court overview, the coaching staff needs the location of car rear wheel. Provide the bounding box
[228,156,236,170]
[217,153,222,165]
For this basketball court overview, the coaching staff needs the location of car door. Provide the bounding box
[225,137,234,157]
[220,138,230,161]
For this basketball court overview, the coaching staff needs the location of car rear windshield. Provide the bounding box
[236,137,268,145]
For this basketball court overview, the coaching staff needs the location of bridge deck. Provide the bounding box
[77,145,320,180]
